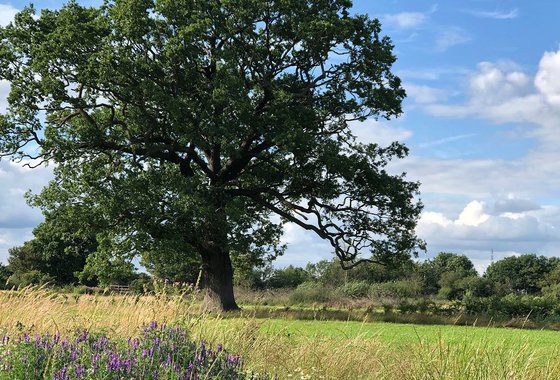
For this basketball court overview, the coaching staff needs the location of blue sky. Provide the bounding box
[1,0,560,272]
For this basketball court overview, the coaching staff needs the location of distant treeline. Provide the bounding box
[2,244,560,301]
[242,252,560,299]
[5,244,560,321]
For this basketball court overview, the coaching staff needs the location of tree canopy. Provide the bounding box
[5,214,97,287]
[485,254,560,295]
[0,0,423,310]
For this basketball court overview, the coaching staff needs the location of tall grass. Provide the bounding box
[1,287,559,379]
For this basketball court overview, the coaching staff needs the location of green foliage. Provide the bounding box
[129,273,155,294]
[306,258,415,287]
[338,280,370,298]
[141,246,201,284]
[456,276,494,298]
[77,249,138,287]
[0,0,423,309]
[485,254,559,295]
[463,293,560,321]
[231,254,274,289]
[7,269,55,288]
[430,252,477,275]
[5,212,97,287]
[268,265,311,289]
[289,281,335,304]
[6,244,43,284]
[539,265,560,298]
[369,279,423,299]
[0,263,11,289]
[416,252,478,296]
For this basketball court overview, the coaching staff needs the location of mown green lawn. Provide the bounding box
[258,318,560,350]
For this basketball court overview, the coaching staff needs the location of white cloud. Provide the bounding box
[384,12,428,29]
[383,5,437,30]
[280,222,314,245]
[535,50,560,106]
[0,80,9,113]
[417,199,560,256]
[405,83,448,104]
[277,224,332,267]
[436,28,471,51]
[398,67,470,81]
[393,149,560,200]
[417,133,476,149]
[457,200,489,226]
[349,118,412,146]
[468,62,531,105]
[0,160,52,263]
[468,8,519,20]
[424,52,560,126]
[412,55,560,215]
[0,5,18,112]
[0,4,18,27]
[0,228,34,262]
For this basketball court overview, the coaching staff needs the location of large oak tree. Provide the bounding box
[0,0,424,310]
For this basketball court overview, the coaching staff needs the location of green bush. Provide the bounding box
[382,303,394,314]
[7,270,55,288]
[0,264,11,290]
[397,300,418,314]
[289,281,334,304]
[416,298,436,313]
[339,281,370,298]
[369,279,422,299]
[130,275,156,294]
[437,286,454,300]
[462,293,560,321]
[268,266,310,289]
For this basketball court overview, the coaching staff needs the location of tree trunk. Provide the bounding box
[199,242,239,311]
[194,183,240,311]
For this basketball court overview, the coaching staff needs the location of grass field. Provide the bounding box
[1,288,560,379]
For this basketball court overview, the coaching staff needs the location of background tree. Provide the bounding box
[416,252,477,297]
[0,263,13,289]
[77,249,139,287]
[6,214,97,287]
[267,265,311,289]
[540,264,560,298]
[140,246,201,285]
[306,257,414,286]
[485,254,559,295]
[0,0,423,310]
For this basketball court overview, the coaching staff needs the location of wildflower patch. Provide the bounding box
[0,321,275,379]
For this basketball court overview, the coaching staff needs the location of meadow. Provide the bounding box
[1,288,560,379]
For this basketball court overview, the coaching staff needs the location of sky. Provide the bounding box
[1,1,560,273]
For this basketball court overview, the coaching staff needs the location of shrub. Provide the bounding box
[416,298,436,313]
[397,300,418,314]
[129,275,156,294]
[369,279,422,299]
[267,266,310,289]
[542,283,560,299]
[7,270,55,288]
[437,286,454,300]
[382,304,394,314]
[0,264,11,290]
[338,281,370,298]
[457,276,494,298]
[289,281,334,304]
[462,293,560,321]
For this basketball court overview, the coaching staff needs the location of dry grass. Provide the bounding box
[1,287,560,379]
